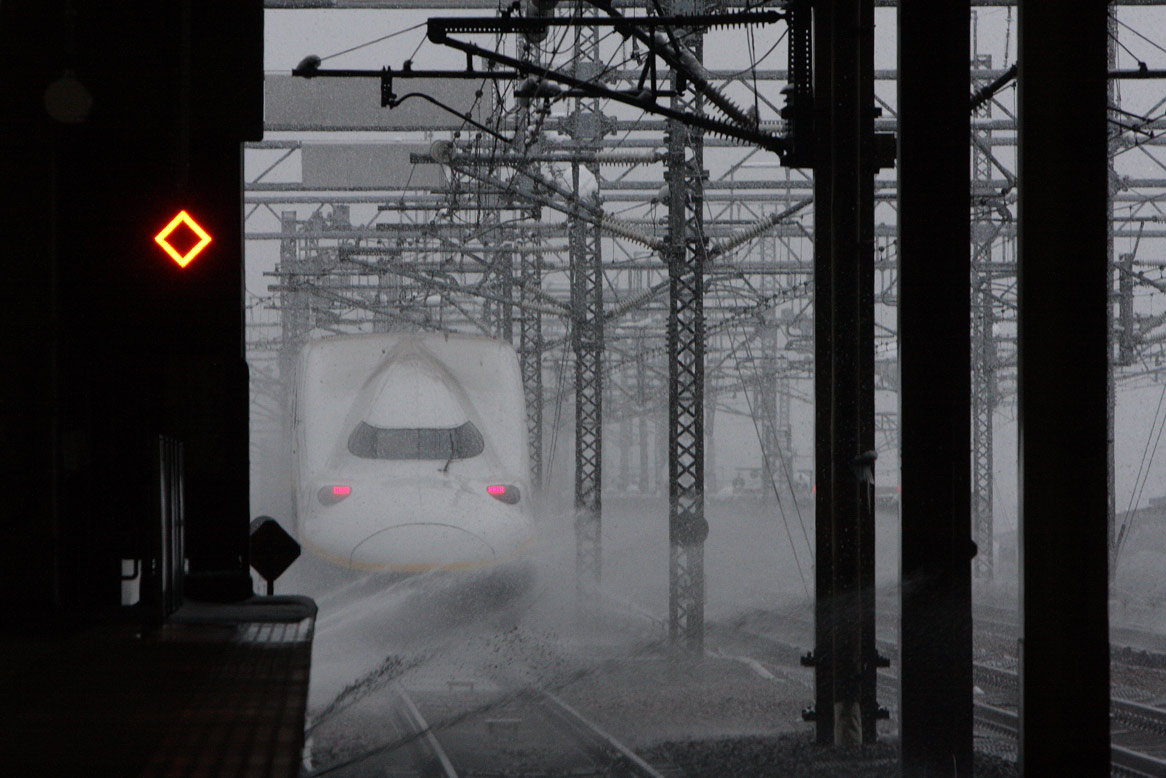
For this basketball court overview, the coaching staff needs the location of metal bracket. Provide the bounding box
[426,10,784,40]
[874,132,897,170]
[446,36,791,156]
[379,67,394,108]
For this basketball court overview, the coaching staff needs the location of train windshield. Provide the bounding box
[347,420,485,461]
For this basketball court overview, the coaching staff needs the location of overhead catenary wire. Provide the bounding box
[1115,377,1166,568]
[727,318,813,603]
[732,318,814,559]
[315,22,428,63]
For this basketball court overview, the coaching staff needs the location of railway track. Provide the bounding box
[974,602,1166,656]
[969,663,1166,775]
[732,612,1166,778]
[386,675,678,778]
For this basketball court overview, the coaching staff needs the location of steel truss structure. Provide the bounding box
[571,14,606,600]
[244,5,1166,719]
[518,233,546,487]
[664,4,709,651]
[970,49,998,579]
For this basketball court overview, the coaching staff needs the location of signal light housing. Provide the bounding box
[318,485,352,506]
[154,210,212,268]
[487,484,520,505]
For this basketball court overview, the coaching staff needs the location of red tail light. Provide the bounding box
[487,484,520,505]
[318,485,352,506]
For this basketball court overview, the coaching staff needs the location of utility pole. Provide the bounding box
[807,0,883,746]
[971,48,998,580]
[665,0,709,654]
[518,232,545,489]
[1017,1,1110,771]
[898,0,973,772]
[1108,10,1121,577]
[277,211,309,446]
[758,236,782,505]
[571,10,605,605]
[516,38,546,492]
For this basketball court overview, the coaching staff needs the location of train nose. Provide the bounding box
[350,523,497,570]
[303,478,532,571]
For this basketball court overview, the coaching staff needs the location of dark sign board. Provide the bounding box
[249,516,301,585]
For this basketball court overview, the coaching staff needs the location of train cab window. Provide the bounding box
[348,420,485,460]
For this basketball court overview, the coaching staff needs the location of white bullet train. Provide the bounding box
[292,332,535,573]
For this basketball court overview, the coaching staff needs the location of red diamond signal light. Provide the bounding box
[154,210,212,268]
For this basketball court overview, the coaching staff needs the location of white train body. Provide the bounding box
[292,333,535,572]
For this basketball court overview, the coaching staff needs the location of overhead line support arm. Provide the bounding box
[424,34,791,156]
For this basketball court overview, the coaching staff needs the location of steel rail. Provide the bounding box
[969,702,1166,778]
[524,686,671,778]
[721,613,1166,777]
[393,683,461,778]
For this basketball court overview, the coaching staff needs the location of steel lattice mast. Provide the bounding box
[516,38,547,491]
[665,0,709,653]
[971,48,997,579]
[571,12,606,604]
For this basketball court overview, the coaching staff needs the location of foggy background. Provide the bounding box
[245,5,1166,640]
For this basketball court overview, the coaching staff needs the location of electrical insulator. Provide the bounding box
[521,0,560,42]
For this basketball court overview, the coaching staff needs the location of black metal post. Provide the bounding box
[810,0,835,742]
[810,313,834,726]
[810,0,877,744]
[1017,2,1111,773]
[897,1,973,774]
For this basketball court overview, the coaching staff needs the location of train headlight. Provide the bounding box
[486,484,520,505]
[318,485,352,506]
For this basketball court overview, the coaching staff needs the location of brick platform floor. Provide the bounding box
[0,596,315,778]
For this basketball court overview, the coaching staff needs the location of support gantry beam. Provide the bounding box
[898,0,973,774]
[266,0,1166,9]
[1017,1,1110,773]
